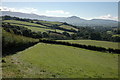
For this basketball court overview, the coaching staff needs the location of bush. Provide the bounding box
[2,29,39,56]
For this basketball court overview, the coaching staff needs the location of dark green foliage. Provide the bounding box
[2,30,39,56]
[90,32,101,40]
[42,32,49,38]
[112,36,120,42]
[2,16,120,42]
[2,15,34,23]
[2,23,42,39]
[62,32,70,37]
[39,39,120,54]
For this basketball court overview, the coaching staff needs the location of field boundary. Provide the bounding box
[39,39,120,54]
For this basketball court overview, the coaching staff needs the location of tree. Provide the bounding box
[62,32,70,37]
[42,32,49,38]
[90,32,101,40]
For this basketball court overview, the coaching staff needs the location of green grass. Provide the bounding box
[10,23,73,34]
[2,29,39,44]
[59,40,119,49]
[38,20,63,25]
[4,20,73,34]
[59,25,78,31]
[3,20,47,28]
[3,43,118,78]
[112,34,120,37]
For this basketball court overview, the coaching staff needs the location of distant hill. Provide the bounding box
[2,11,118,27]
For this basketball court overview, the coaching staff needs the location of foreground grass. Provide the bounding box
[2,43,118,78]
[59,40,119,49]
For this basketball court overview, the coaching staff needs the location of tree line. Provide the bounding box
[2,15,120,42]
[2,29,39,56]
[39,39,120,54]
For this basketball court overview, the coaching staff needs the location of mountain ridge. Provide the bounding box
[2,11,118,27]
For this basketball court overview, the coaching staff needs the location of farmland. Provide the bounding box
[2,16,119,78]
[3,20,47,28]
[3,20,74,34]
[59,40,119,49]
[2,43,118,78]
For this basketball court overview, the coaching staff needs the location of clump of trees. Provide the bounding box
[2,15,34,23]
[36,21,77,33]
[2,29,39,56]
[3,23,43,38]
[39,39,120,54]
[2,16,120,42]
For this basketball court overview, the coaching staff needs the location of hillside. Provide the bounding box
[3,20,77,34]
[2,43,118,78]
[2,16,119,78]
[2,11,118,27]
[59,40,119,49]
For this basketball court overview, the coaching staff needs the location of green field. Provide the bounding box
[59,25,78,31]
[59,40,119,49]
[38,20,63,25]
[3,20,47,28]
[2,43,118,78]
[4,20,73,34]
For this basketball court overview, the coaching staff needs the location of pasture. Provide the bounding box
[59,40,119,49]
[2,43,118,78]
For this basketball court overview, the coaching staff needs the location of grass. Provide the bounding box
[3,20,47,28]
[2,43,118,78]
[59,40,119,49]
[59,25,78,31]
[2,29,39,56]
[10,23,73,34]
[2,29,39,44]
[4,20,73,34]
[38,20,63,25]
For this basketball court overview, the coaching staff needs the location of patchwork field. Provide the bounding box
[2,43,118,78]
[59,25,78,31]
[59,40,119,49]
[4,20,74,34]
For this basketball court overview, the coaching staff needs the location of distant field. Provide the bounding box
[3,20,47,28]
[59,25,78,31]
[10,24,73,34]
[3,43,118,78]
[59,40,119,49]
[38,20,63,25]
[4,20,73,34]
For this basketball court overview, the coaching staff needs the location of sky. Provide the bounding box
[0,2,118,21]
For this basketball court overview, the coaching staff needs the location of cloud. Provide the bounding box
[0,6,39,14]
[44,10,71,17]
[46,10,70,15]
[94,14,118,21]
[0,6,71,17]
[0,6,16,11]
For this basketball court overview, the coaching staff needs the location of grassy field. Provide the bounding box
[10,24,73,34]
[2,43,118,78]
[4,20,73,34]
[59,25,78,31]
[2,29,39,44]
[38,20,63,25]
[59,40,119,49]
[3,20,47,28]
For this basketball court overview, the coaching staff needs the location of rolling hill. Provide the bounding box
[2,15,119,78]
[2,11,118,27]
[2,43,118,78]
[3,20,76,34]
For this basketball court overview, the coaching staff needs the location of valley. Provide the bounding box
[2,15,120,78]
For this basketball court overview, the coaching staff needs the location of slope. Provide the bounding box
[2,43,118,78]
